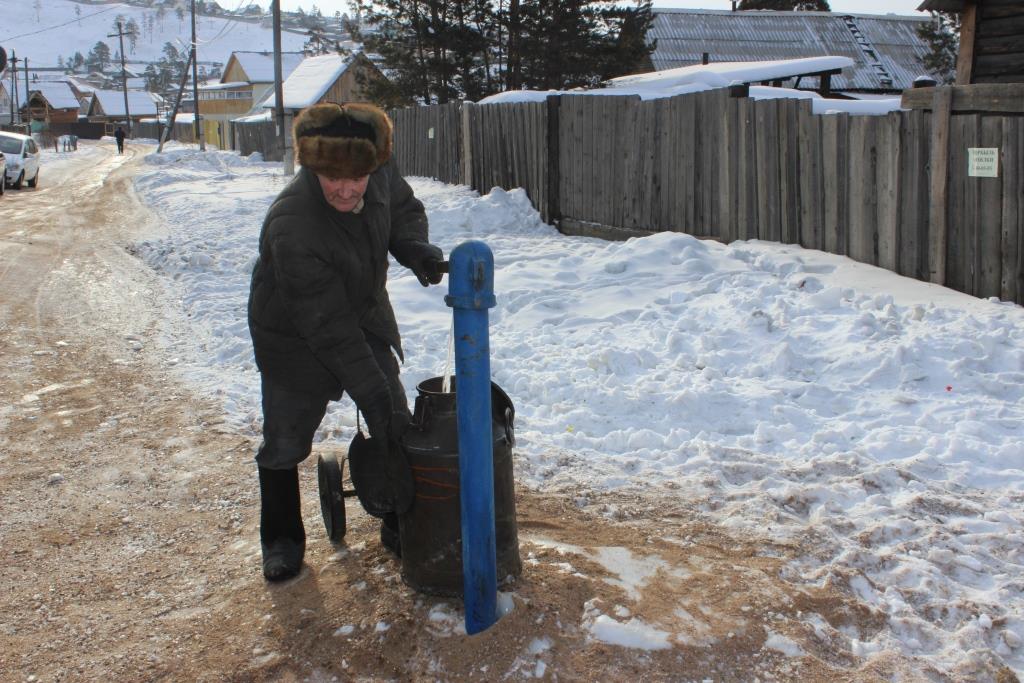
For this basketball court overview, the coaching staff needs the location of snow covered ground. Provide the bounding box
[129,145,1024,676]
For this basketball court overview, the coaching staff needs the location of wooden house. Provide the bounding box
[86,89,159,128]
[197,51,304,150]
[259,52,388,115]
[918,0,1024,84]
[24,82,82,124]
[0,81,12,121]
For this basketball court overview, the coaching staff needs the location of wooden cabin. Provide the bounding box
[919,0,1024,84]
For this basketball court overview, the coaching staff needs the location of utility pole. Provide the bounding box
[158,50,194,153]
[272,0,293,174]
[9,52,19,125]
[23,58,30,110]
[190,0,206,151]
[107,21,133,133]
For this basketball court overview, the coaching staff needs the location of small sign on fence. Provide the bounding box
[428,127,435,140]
[968,148,999,178]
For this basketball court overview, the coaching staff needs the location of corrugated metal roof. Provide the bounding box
[648,9,936,91]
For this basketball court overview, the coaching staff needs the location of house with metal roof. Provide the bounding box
[85,89,160,125]
[645,9,937,95]
[23,82,83,124]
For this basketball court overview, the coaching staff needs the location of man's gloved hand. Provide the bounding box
[409,243,444,287]
[359,386,393,442]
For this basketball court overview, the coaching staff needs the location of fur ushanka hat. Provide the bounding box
[293,102,393,179]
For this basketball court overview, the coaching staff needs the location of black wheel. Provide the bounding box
[27,170,37,188]
[317,453,347,542]
[12,171,22,190]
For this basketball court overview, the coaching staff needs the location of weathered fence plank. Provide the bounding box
[979,116,1005,299]
[778,98,800,245]
[877,113,901,272]
[898,110,931,280]
[1002,117,1021,302]
[737,97,758,240]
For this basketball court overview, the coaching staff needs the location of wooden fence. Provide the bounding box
[390,102,463,184]
[389,90,1023,305]
[234,119,281,161]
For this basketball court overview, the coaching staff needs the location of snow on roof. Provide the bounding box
[199,81,250,91]
[261,54,355,110]
[30,82,81,109]
[232,110,271,123]
[92,89,159,116]
[606,57,854,91]
[66,77,97,94]
[230,51,305,84]
[477,57,901,116]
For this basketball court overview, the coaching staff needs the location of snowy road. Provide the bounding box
[3,139,1020,681]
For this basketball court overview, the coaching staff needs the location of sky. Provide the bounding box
[275,0,929,17]
[113,137,1024,677]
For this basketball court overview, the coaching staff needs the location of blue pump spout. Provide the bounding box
[444,240,498,635]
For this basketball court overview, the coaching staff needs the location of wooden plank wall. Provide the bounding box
[463,102,549,221]
[390,102,462,184]
[393,95,1024,306]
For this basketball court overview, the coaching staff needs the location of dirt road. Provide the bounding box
[0,142,972,682]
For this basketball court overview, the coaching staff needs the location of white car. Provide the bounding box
[0,131,41,190]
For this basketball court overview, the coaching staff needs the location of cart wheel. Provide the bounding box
[317,453,347,542]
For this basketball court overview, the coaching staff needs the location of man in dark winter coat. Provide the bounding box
[114,126,126,154]
[248,102,444,581]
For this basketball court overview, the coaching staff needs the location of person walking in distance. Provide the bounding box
[247,102,445,582]
[114,126,126,154]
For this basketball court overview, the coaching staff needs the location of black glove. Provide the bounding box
[409,243,444,287]
[359,386,393,442]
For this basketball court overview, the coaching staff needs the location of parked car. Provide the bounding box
[0,131,41,190]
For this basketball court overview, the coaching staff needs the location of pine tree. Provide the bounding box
[917,11,959,84]
[86,41,112,72]
[126,18,141,54]
[737,0,830,9]
[348,0,655,103]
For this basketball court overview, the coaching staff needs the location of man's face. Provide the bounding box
[317,174,370,213]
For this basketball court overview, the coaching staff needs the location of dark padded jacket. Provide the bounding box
[247,163,431,404]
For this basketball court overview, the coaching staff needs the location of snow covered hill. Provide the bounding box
[0,0,307,70]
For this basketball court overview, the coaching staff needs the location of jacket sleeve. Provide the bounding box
[385,163,434,270]
[266,218,387,406]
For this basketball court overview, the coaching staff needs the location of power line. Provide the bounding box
[0,6,120,42]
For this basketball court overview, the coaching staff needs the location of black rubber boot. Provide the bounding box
[259,466,306,582]
[380,512,401,557]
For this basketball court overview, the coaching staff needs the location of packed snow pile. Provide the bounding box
[132,147,1024,677]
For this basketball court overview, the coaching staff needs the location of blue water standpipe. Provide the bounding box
[444,240,498,635]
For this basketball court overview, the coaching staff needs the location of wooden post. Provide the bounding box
[929,86,953,285]
[461,101,473,187]
[545,95,561,226]
[956,2,978,86]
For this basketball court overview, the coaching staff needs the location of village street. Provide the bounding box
[0,142,1014,683]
